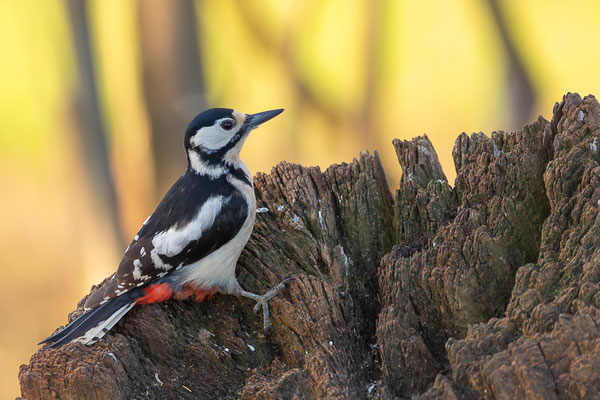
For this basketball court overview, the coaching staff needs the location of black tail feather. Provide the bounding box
[40,288,142,348]
[38,308,96,345]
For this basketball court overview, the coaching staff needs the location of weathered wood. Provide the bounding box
[20,153,394,399]
[440,94,600,400]
[19,93,600,399]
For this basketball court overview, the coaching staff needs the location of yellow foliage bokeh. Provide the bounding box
[1,0,600,397]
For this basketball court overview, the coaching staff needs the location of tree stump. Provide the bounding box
[19,93,600,399]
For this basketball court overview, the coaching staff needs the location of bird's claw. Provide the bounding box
[240,277,294,334]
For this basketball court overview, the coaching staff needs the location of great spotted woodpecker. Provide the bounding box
[41,108,289,348]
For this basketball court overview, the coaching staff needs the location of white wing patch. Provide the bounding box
[175,170,256,294]
[152,195,225,257]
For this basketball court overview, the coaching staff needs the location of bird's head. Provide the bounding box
[184,108,283,174]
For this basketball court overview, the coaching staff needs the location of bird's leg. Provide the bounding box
[238,278,292,334]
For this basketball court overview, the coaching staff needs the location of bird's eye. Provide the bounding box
[220,119,235,130]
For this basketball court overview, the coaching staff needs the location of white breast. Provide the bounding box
[176,163,256,294]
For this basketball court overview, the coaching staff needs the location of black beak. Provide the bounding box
[245,109,284,129]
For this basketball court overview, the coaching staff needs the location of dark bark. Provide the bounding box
[19,93,600,399]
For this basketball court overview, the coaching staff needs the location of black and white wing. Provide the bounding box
[84,174,249,310]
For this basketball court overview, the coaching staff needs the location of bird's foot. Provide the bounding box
[239,277,293,334]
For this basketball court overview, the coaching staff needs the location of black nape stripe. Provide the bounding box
[197,127,248,166]
[186,147,251,187]
[230,166,252,186]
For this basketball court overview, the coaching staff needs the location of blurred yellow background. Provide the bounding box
[2,0,600,397]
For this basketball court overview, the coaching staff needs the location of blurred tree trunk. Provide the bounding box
[65,0,126,247]
[360,0,382,149]
[138,0,207,193]
[487,0,536,130]
[237,1,342,127]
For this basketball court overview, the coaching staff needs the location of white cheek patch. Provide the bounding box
[190,113,246,151]
[190,125,233,150]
